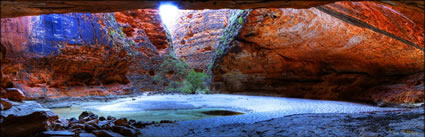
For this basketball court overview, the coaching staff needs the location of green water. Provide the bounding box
[51,106,242,122]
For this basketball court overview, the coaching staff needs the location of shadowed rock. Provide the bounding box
[0,101,58,137]
[201,110,244,116]
[1,88,25,102]
[0,98,12,110]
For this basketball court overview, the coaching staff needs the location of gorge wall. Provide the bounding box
[171,9,249,71]
[212,1,424,106]
[0,1,423,106]
[0,10,171,99]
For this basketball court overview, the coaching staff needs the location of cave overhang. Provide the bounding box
[2,1,423,18]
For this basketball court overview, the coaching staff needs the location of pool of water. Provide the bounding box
[51,106,244,122]
[50,94,401,124]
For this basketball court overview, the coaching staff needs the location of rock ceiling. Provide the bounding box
[1,0,423,18]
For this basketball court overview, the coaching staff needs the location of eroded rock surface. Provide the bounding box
[212,5,424,105]
[0,1,341,18]
[171,9,241,70]
[0,98,12,110]
[320,1,424,49]
[0,88,25,102]
[187,108,424,137]
[0,1,423,106]
[0,100,58,137]
[113,9,172,91]
[1,13,131,99]
[0,10,171,99]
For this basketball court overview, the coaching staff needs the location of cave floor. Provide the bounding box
[41,94,424,136]
[163,108,424,137]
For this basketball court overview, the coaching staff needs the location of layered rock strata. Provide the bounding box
[0,10,170,99]
[212,3,424,105]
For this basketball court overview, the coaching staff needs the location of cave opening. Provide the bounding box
[158,3,180,30]
[0,1,424,137]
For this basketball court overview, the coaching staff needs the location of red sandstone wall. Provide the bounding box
[172,9,241,71]
[0,11,170,99]
[212,6,424,105]
[0,1,423,105]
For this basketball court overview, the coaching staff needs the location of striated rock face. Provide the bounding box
[171,9,251,72]
[0,11,170,99]
[368,72,424,106]
[318,1,424,50]
[2,1,423,19]
[172,9,240,70]
[0,1,341,18]
[212,4,424,105]
[115,9,170,55]
[0,13,131,99]
[0,17,30,88]
[113,9,171,91]
[0,1,423,106]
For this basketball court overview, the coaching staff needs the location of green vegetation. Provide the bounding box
[154,54,210,94]
[109,28,115,37]
[207,64,213,70]
[119,27,126,38]
[218,10,244,50]
[154,55,190,81]
[238,16,243,24]
[103,13,139,59]
[179,70,209,94]
[215,49,223,55]
[110,14,115,22]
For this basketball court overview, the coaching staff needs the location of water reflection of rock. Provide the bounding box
[201,110,244,116]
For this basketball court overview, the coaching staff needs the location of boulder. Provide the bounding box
[81,114,98,122]
[84,124,97,132]
[128,119,136,126]
[1,88,25,102]
[68,117,79,124]
[99,116,106,121]
[98,120,110,129]
[114,118,128,126]
[133,121,148,128]
[86,119,99,125]
[0,99,12,110]
[107,116,116,121]
[78,111,94,121]
[56,119,70,128]
[0,101,58,137]
[112,125,138,137]
[71,128,83,134]
[70,123,85,130]
[53,123,64,130]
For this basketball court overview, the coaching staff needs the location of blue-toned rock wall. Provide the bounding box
[0,11,170,99]
[27,13,111,56]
